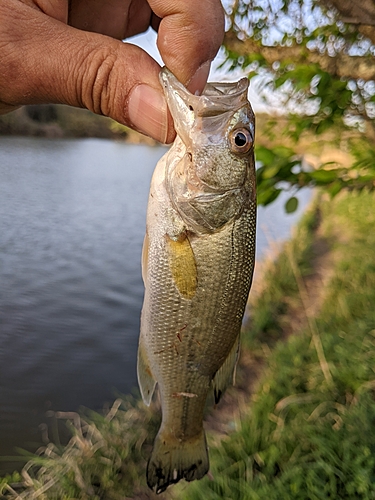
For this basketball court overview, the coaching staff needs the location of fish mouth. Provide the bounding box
[160,67,249,118]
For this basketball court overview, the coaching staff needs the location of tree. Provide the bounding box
[223,0,375,211]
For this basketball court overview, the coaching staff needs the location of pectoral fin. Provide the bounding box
[137,339,156,406]
[166,233,197,299]
[212,335,240,404]
[141,233,149,286]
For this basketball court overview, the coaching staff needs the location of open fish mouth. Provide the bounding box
[160,68,250,117]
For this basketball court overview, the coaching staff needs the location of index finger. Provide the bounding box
[149,0,225,93]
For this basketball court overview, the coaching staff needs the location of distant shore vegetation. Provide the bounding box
[0,104,157,145]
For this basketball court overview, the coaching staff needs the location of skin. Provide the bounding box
[0,0,225,143]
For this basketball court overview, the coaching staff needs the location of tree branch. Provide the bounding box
[224,31,375,82]
[322,0,375,26]
[321,0,375,45]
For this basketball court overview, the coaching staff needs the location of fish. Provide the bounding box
[137,68,256,494]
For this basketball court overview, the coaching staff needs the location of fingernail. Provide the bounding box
[128,84,168,143]
[188,61,211,95]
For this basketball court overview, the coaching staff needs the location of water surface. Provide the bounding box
[0,137,310,469]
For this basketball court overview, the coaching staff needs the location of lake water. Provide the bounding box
[0,136,311,470]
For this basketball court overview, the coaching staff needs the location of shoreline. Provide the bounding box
[0,104,158,146]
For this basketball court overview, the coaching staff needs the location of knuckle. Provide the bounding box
[80,47,120,117]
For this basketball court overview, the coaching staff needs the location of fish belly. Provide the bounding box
[140,202,255,435]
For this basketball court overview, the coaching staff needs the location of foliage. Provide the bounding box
[223,0,375,211]
[179,190,375,499]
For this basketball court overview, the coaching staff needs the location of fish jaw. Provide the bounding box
[159,68,251,143]
[160,67,254,162]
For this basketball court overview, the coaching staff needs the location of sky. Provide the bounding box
[128,28,268,113]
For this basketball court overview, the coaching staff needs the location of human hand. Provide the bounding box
[0,0,224,143]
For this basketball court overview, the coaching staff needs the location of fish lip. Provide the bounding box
[159,67,249,117]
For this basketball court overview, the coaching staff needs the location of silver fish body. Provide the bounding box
[137,68,256,494]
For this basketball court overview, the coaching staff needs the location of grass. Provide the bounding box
[178,190,375,499]
[3,191,375,499]
[0,398,160,499]
[245,203,319,347]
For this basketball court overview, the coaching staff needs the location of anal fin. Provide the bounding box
[137,339,157,406]
[212,335,240,404]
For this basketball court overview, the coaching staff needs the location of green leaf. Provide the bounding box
[285,196,299,213]
[326,181,342,198]
[255,146,275,165]
[317,71,331,91]
[310,169,338,184]
[337,89,352,109]
[272,146,295,158]
[274,74,289,88]
[262,164,281,179]
[357,174,375,183]
[257,188,282,206]
[315,118,334,135]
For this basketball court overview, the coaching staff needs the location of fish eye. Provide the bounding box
[229,128,253,154]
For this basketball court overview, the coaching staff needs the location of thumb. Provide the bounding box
[1,2,174,143]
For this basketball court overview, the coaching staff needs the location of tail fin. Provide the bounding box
[147,430,209,494]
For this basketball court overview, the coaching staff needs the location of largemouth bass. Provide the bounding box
[137,68,256,494]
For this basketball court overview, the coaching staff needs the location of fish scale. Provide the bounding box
[137,68,256,494]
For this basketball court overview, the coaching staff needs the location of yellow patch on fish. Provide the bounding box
[166,234,197,299]
[141,232,149,285]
